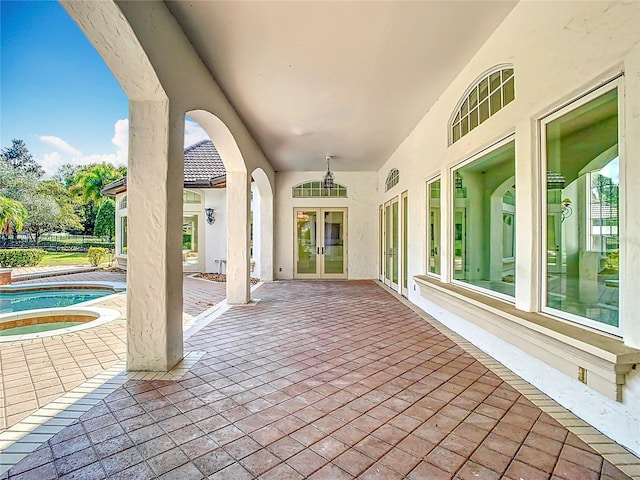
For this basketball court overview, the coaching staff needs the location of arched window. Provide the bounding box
[183,190,201,204]
[292,181,347,198]
[450,66,514,144]
[118,195,127,210]
[385,168,399,192]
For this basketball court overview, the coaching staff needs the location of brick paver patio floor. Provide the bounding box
[0,271,226,432]
[1,280,635,479]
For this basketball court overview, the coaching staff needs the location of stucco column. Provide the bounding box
[226,170,251,304]
[259,187,274,282]
[127,101,184,371]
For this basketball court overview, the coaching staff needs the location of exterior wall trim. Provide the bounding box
[414,274,640,402]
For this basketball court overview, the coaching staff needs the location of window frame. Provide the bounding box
[539,78,622,336]
[449,134,517,303]
[426,176,441,278]
[385,168,400,192]
[120,215,128,255]
[449,65,515,145]
[292,181,348,198]
[183,189,202,204]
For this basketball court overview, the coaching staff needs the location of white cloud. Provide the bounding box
[40,152,62,176]
[37,117,212,177]
[38,135,83,157]
[184,119,210,147]
[112,119,129,164]
[37,119,128,177]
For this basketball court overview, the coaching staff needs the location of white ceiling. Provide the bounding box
[166,1,517,172]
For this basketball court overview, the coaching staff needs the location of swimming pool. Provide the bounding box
[0,287,116,314]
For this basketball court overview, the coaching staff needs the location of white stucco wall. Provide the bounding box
[114,188,229,274]
[275,171,378,280]
[375,1,640,455]
[203,189,227,274]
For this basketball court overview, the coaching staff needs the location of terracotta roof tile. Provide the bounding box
[183,139,226,182]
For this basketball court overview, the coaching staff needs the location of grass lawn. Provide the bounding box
[38,252,90,267]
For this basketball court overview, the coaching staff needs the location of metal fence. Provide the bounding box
[1,233,114,252]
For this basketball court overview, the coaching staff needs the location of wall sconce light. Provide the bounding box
[561,198,572,222]
[323,155,335,189]
[205,207,216,225]
[454,171,463,190]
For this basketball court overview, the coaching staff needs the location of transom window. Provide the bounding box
[451,66,515,144]
[118,195,127,210]
[385,169,399,192]
[292,181,347,198]
[183,190,201,204]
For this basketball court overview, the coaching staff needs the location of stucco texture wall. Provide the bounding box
[275,171,378,280]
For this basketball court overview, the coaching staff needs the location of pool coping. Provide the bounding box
[0,306,122,343]
[0,281,126,294]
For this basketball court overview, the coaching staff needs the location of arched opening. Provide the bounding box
[251,168,274,282]
[186,109,252,305]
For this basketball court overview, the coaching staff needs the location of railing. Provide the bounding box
[0,233,114,252]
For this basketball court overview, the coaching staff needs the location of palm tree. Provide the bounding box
[70,163,124,206]
[0,196,27,236]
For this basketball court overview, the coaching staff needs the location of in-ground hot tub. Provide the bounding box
[0,282,125,341]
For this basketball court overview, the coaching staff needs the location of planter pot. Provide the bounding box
[0,268,11,285]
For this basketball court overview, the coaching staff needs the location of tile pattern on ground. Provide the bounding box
[0,272,226,434]
[2,280,635,479]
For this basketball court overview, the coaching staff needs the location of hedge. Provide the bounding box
[0,249,46,267]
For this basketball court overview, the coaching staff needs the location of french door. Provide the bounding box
[380,194,409,294]
[383,198,399,290]
[294,208,347,278]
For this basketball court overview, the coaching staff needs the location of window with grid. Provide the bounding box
[385,169,399,192]
[183,190,201,204]
[292,181,347,198]
[118,195,127,210]
[451,67,514,144]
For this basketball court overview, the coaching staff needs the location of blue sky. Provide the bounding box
[1,1,207,177]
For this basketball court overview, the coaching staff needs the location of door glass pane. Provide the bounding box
[453,141,516,298]
[385,204,392,282]
[392,201,399,284]
[379,206,383,276]
[545,88,619,327]
[402,196,408,289]
[296,210,317,274]
[428,180,441,275]
[323,211,344,274]
[182,215,198,266]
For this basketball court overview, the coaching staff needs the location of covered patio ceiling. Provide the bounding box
[166,1,518,172]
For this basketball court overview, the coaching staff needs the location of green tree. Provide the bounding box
[94,199,116,241]
[0,139,44,177]
[53,163,83,189]
[0,159,39,202]
[37,180,83,233]
[70,163,124,206]
[0,196,27,236]
[21,195,61,245]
